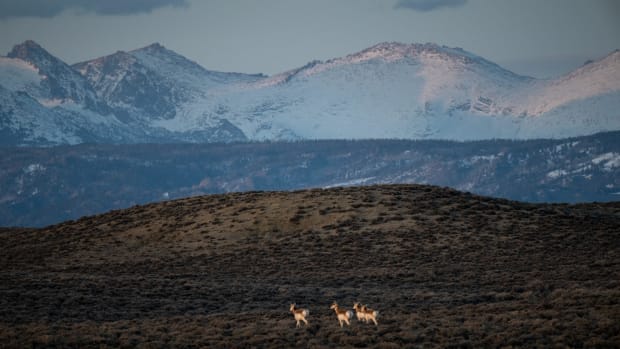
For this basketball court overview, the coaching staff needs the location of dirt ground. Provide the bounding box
[1,184,619,348]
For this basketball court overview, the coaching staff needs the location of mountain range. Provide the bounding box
[1,40,619,146]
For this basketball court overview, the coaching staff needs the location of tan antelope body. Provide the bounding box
[330,302,353,327]
[290,303,309,328]
[361,304,379,325]
[353,302,367,322]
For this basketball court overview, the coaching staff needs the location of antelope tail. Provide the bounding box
[346,310,353,319]
[302,309,309,317]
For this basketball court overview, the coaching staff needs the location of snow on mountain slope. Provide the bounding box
[0,41,136,145]
[72,43,262,138]
[503,50,620,139]
[0,84,137,146]
[6,40,108,113]
[73,49,184,121]
[151,43,529,140]
[531,50,620,114]
[0,57,42,95]
[130,43,264,89]
[199,42,619,141]
[0,85,77,145]
[1,40,619,145]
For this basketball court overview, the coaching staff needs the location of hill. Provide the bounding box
[1,185,619,347]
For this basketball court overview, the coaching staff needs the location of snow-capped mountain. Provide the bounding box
[214,42,539,140]
[0,41,140,145]
[1,40,619,146]
[6,40,108,113]
[73,43,264,122]
[71,43,264,142]
[0,84,125,146]
[0,41,255,145]
[203,42,620,141]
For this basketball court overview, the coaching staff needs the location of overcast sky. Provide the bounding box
[0,0,618,78]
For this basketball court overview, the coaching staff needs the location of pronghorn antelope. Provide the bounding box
[330,302,353,327]
[353,302,367,322]
[289,303,309,328]
[361,304,379,325]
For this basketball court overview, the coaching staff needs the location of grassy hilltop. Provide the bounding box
[1,184,619,347]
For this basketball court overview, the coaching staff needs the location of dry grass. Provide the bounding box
[1,184,619,348]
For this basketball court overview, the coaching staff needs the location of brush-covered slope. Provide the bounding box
[1,185,619,347]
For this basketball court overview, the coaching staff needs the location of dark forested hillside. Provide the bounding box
[1,131,619,227]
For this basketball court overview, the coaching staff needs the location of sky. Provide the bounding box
[0,0,619,78]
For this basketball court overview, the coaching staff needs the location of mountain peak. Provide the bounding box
[584,49,620,67]
[134,42,168,54]
[367,41,439,51]
[259,41,528,87]
[554,48,620,85]
[354,41,483,63]
[146,42,165,49]
[7,40,52,61]
[604,49,620,61]
[334,42,478,68]
[12,39,42,49]
[129,42,188,64]
[72,49,137,75]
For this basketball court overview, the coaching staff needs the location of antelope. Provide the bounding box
[353,302,367,322]
[330,302,353,327]
[361,304,379,326]
[290,303,309,328]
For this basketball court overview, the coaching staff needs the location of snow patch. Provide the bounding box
[39,98,64,107]
[324,177,376,188]
[592,152,620,171]
[555,141,581,152]
[0,57,42,91]
[24,163,46,174]
[461,154,498,167]
[547,169,568,179]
